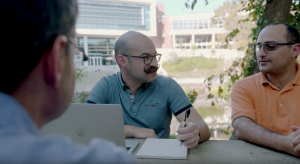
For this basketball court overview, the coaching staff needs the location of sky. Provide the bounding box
[155,0,226,16]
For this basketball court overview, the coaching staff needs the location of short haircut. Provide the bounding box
[267,23,300,44]
[0,0,78,94]
[114,39,131,65]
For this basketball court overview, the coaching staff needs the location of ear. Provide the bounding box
[291,43,300,58]
[117,55,128,69]
[43,35,68,88]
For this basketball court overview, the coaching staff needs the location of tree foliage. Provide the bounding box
[185,0,298,106]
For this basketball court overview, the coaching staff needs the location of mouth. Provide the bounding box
[259,59,271,64]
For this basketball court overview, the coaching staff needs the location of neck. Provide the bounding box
[121,72,144,95]
[266,64,297,90]
[11,72,56,129]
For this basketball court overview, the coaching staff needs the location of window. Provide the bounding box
[76,0,150,31]
[199,20,203,29]
[195,35,212,43]
[173,20,178,30]
[189,20,193,29]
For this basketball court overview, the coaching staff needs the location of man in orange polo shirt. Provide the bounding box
[231,23,300,158]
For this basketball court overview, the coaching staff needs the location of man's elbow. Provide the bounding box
[232,118,250,140]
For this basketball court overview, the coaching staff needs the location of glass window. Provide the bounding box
[199,20,203,29]
[76,0,150,31]
[173,20,178,30]
[184,20,188,29]
[87,38,116,55]
[194,20,198,29]
[98,58,100,65]
[189,20,193,29]
[195,35,212,43]
[203,20,208,29]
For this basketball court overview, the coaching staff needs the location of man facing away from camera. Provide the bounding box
[86,31,211,148]
[231,23,300,158]
[0,0,137,163]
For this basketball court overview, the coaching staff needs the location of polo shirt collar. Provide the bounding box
[261,62,300,85]
[117,72,150,91]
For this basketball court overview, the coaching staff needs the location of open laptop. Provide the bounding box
[39,103,139,154]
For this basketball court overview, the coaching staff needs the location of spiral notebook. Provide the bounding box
[136,138,188,159]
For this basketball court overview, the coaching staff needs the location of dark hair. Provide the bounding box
[267,23,300,44]
[0,0,78,94]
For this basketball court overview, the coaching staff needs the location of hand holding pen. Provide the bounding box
[180,109,190,146]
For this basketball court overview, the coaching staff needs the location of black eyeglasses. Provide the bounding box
[123,53,161,65]
[67,37,89,61]
[252,41,296,53]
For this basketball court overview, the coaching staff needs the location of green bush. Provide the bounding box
[163,57,224,73]
[196,107,224,119]
[72,92,90,103]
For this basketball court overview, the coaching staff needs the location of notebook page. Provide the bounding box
[136,138,188,159]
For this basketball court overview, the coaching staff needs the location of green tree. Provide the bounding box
[185,0,297,106]
[210,0,255,51]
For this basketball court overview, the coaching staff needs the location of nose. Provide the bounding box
[257,46,267,59]
[149,57,159,67]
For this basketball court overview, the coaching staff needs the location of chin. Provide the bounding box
[147,76,157,83]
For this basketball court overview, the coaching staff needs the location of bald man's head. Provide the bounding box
[114,31,154,65]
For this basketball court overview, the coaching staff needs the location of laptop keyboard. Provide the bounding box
[126,147,131,151]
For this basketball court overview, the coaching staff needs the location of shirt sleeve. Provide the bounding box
[86,78,109,104]
[167,78,192,116]
[231,80,256,123]
[13,135,138,164]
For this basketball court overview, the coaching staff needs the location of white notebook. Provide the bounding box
[136,138,188,159]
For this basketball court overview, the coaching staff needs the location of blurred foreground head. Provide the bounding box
[0,0,78,94]
[0,0,78,126]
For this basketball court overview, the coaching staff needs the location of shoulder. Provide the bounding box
[93,72,120,88]
[232,73,262,97]
[100,73,119,84]
[155,75,175,85]
[233,73,262,89]
[35,135,136,163]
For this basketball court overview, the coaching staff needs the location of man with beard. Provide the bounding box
[231,23,300,158]
[86,31,210,148]
[0,0,137,163]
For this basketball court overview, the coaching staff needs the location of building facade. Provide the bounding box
[75,0,157,67]
[74,0,238,67]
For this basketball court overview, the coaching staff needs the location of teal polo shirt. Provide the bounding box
[86,72,192,138]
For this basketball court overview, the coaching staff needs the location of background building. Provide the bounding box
[74,0,157,67]
[74,0,239,67]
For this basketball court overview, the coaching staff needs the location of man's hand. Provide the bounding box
[176,121,200,148]
[286,126,300,157]
[124,125,157,138]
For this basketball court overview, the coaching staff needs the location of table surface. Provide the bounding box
[130,139,300,164]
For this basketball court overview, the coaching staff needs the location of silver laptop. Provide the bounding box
[39,103,139,154]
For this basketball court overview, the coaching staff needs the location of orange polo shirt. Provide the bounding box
[231,63,300,135]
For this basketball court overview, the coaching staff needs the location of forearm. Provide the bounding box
[196,120,211,142]
[124,125,135,138]
[124,125,157,138]
[233,118,285,151]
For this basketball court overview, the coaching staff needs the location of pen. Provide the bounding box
[180,109,190,146]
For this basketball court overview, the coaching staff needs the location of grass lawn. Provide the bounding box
[163,57,224,78]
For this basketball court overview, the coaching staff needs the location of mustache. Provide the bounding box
[144,65,160,73]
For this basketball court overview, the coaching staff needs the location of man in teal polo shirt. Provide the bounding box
[87,31,210,148]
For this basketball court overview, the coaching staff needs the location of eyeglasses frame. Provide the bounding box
[122,53,161,65]
[252,41,296,53]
